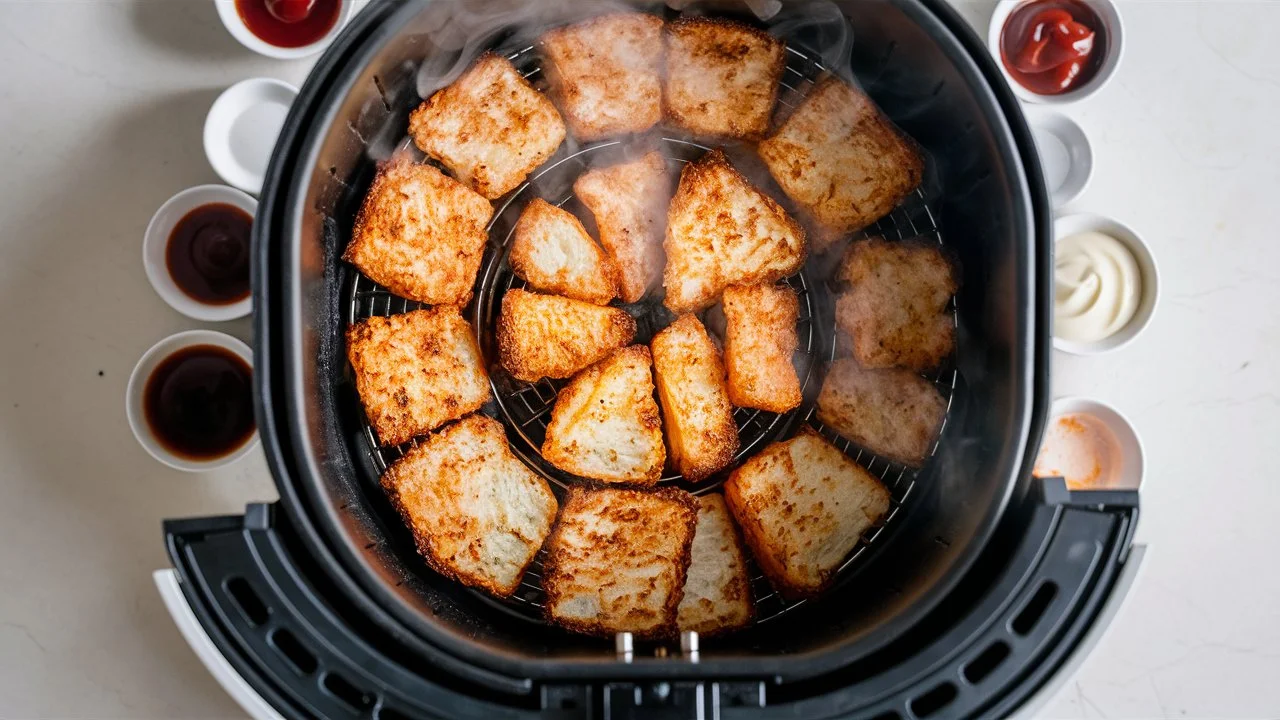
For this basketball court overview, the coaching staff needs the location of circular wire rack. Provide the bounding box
[343,42,958,628]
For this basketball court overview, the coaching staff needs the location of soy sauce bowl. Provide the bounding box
[126,330,259,472]
[143,185,256,322]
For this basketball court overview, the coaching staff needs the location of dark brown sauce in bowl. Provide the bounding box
[167,203,252,305]
[144,345,256,461]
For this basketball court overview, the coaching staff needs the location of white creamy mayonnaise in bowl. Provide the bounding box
[1052,214,1159,355]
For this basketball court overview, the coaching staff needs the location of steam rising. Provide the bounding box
[412,0,857,102]
[414,0,661,100]
[384,0,939,267]
[767,2,856,77]
[396,0,862,217]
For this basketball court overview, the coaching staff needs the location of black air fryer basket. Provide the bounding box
[165,0,1136,717]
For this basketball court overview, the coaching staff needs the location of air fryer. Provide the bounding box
[160,0,1140,717]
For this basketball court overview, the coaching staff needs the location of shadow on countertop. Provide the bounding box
[131,0,249,61]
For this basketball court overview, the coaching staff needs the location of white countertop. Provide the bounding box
[0,1,1275,717]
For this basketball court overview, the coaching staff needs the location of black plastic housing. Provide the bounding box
[164,479,1138,719]
[251,0,1053,683]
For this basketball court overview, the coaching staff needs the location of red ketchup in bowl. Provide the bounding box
[235,0,341,48]
[1000,0,1106,95]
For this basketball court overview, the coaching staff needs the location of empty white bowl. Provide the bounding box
[143,185,256,322]
[1026,109,1092,207]
[1036,396,1144,491]
[988,0,1124,105]
[1052,213,1159,355]
[126,330,259,472]
[215,0,354,60]
[204,78,298,195]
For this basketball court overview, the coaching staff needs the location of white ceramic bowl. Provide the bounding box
[1025,109,1092,207]
[1052,213,1159,355]
[143,185,256,322]
[215,0,354,60]
[126,330,259,472]
[1040,396,1144,491]
[988,0,1124,105]
[204,78,298,195]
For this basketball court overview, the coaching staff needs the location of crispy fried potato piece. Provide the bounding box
[835,238,957,372]
[758,76,924,250]
[574,151,671,303]
[816,358,947,468]
[409,53,566,199]
[677,494,753,635]
[663,17,786,140]
[346,307,491,447]
[544,485,698,638]
[541,345,666,485]
[541,13,664,141]
[497,289,636,382]
[509,198,618,305]
[651,315,738,481]
[344,157,492,306]
[381,415,557,597]
[664,149,806,313]
[724,428,890,597]
[722,284,802,413]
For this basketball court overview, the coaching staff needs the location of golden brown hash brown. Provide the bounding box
[664,149,806,313]
[663,17,786,140]
[815,358,947,468]
[409,53,566,199]
[380,415,557,597]
[651,314,739,482]
[543,485,698,638]
[724,428,890,597]
[835,238,958,372]
[540,13,665,141]
[346,307,491,447]
[496,289,636,383]
[758,76,924,251]
[509,198,619,305]
[344,156,493,306]
[573,151,671,303]
[541,345,666,485]
[722,283,802,413]
[677,493,754,635]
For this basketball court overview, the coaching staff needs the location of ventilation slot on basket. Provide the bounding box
[322,672,375,712]
[269,628,317,676]
[1012,581,1058,636]
[909,682,958,719]
[224,577,269,626]
[962,641,1011,685]
[868,711,901,720]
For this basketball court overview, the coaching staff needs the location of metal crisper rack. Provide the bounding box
[343,42,958,627]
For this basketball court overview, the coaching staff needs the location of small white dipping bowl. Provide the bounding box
[1036,396,1144,491]
[1052,213,1158,355]
[215,0,354,60]
[1025,109,1092,207]
[144,184,256,322]
[988,0,1124,105]
[126,330,259,472]
[204,78,298,195]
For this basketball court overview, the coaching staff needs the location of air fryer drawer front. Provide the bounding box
[163,481,1136,720]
